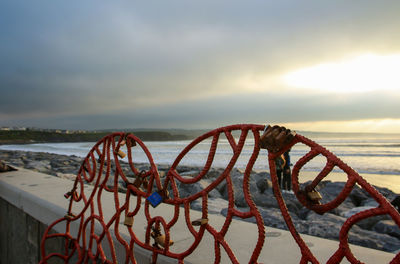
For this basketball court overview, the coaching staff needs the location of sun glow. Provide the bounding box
[282,54,400,93]
[282,119,400,133]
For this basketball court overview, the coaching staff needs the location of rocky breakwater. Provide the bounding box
[1,149,400,253]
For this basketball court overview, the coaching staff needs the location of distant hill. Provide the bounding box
[98,128,209,139]
[0,130,189,145]
[2,127,398,145]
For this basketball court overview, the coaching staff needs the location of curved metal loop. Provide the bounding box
[40,125,400,264]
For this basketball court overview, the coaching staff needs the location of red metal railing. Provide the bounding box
[39,124,400,263]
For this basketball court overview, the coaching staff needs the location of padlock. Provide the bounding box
[307,190,322,204]
[116,149,126,159]
[64,212,76,220]
[124,215,134,227]
[151,228,174,248]
[126,137,137,147]
[64,191,73,199]
[142,178,149,189]
[147,188,169,208]
[64,188,76,199]
[191,218,208,226]
[132,177,143,188]
[147,192,163,208]
[154,234,174,248]
[158,188,169,200]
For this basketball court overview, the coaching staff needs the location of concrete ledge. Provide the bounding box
[0,168,396,263]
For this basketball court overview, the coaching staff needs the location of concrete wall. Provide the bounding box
[0,168,175,264]
[0,197,64,264]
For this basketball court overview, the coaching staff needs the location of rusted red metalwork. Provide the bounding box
[39,124,400,263]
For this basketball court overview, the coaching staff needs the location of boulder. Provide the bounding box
[341,206,390,230]
[180,170,201,177]
[297,207,311,220]
[373,185,397,201]
[177,177,221,199]
[373,220,400,239]
[360,198,379,207]
[296,219,342,240]
[205,168,224,179]
[349,185,369,206]
[258,207,288,230]
[232,174,259,208]
[252,192,279,209]
[318,181,356,206]
[220,207,256,223]
[25,160,52,174]
[348,228,400,253]
[176,166,196,174]
[220,207,289,230]
[253,172,271,193]
[306,211,347,225]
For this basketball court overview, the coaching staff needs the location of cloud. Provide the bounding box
[1,1,400,131]
[3,89,398,131]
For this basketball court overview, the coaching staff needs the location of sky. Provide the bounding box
[1,1,400,133]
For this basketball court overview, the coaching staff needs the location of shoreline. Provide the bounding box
[0,130,190,146]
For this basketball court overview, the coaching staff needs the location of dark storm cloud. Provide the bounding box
[1,0,400,129]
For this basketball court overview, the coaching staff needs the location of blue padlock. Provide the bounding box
[147,191,163,208]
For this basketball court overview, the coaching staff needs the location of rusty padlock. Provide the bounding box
[142,178,149,189]
[64,212,76,220]
[126,137,137,147]
[151,228,174,248]
[132,177,143,188]
[191,218,208,226]
[158,188,169,200]
[115,149,126,159]
[307,190,322,204]
[124,215,134,227]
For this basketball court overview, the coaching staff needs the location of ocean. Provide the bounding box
[1,132,399,177]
